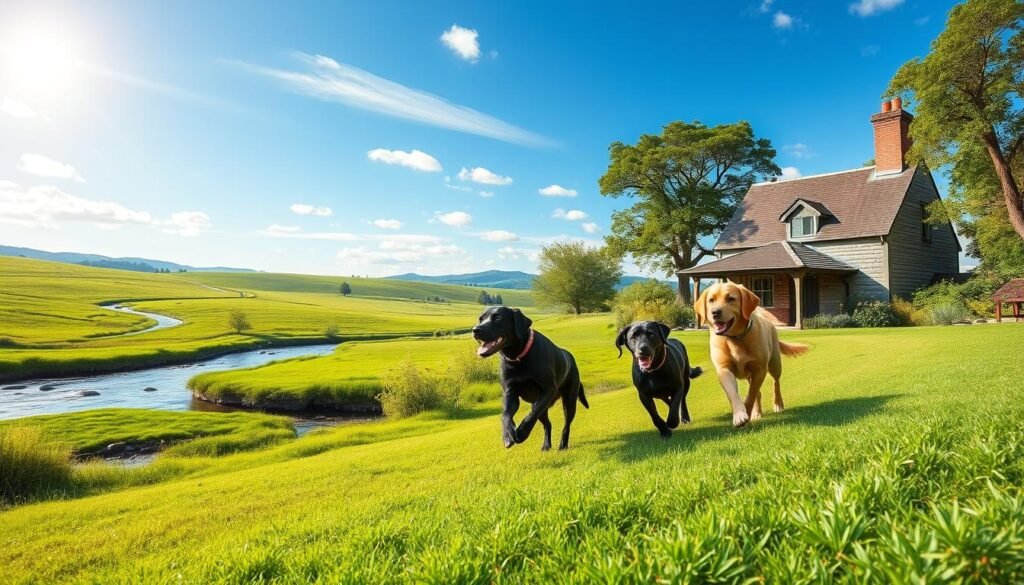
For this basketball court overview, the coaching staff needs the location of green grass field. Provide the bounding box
[1,315,1022,582]
[0,257,530,381]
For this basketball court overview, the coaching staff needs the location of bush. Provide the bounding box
[852,301,902,328]
[377,357,460,418]
[323,322,340,338]
[890,297,929,326]
[929,302,973,326]
[612,280,694,329]
[0,426,73,506]
[912,276,1001,319]
[803,313,859,329]
[447,343,498,384]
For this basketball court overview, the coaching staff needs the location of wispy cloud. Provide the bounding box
[263,225,358,240]
[849,0,903,17]
[779,166,802,181]
[87,64,242,112]
[783,143,816,159]
[458,167,513,186]
[367,148,442,172]
[860,44,881,57]
[440,24,480,62]
[233,52,553,147]
[581,222,600,234]
[17,154,85,182]
[162,211,212,237]
[290,203,332,216]
[434,210,472,227]
[373,218,403,229]
[759,0,774,13]
[913,15,930,26]
[1,97,42,120]
[773,11,795,29]
[539,184,577,197]
[552,208,588,221]
[479,230,519,242]
[478,190,494,198]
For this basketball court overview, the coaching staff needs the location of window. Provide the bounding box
[750,276,774,307]
[790,215,815,238]
[921,203,932,243]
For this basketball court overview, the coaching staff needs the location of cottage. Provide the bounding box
[681,98,960,328]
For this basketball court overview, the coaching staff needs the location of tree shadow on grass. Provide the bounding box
[587,394,902,464]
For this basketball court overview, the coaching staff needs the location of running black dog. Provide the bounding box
[473,306,588,450]
[615,321,703,438]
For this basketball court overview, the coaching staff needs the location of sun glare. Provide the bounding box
[1,23,83,96]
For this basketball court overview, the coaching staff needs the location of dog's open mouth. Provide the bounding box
[476,336,505,357]
[637,355,653,369]
[713,318,734,335]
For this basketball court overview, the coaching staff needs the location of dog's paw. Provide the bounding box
[732,410,750,428]
[502,429,517,449]
[667,416,680,429]
[514,428,530,444]
[749,408,762,422]
[773,402,785,413]
[541,441,551,452]
[681,415,692,424]
[659,427,672,439]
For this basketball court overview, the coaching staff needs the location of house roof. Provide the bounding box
[716,165,918,250]
[678,241,856,276]
[992,278,1024,302]
[779,198,834,221]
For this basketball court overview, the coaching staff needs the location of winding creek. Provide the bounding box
[101,303,184,336]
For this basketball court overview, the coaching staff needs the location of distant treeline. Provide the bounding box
[77,260,187,273]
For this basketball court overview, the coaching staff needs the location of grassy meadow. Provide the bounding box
[1,304,1023,581]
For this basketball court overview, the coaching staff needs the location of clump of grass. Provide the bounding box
[377,356,461,418]
[0,426,73,506]
[324,321,341,338]
[447,342,498,384]
[929,302,973,325]
[803,313,859,329]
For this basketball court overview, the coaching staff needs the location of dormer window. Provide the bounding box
[791,215,815,238]
[779,198,833,241]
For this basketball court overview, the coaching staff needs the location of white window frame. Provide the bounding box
[789,215,816,239]
[749,276,775,308]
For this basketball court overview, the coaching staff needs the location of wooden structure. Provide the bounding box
[992,278,1024,322]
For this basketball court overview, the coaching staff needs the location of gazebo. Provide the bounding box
[992,278,1024,322]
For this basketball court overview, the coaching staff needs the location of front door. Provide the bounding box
[802,275,820,317]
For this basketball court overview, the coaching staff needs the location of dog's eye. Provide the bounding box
[726,296,736,302]
[494,314,501,321]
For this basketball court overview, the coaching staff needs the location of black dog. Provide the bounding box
[473,306,588,450]
[616,321,703,438]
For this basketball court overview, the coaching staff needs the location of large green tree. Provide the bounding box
[599,120,780,302]
[888,0,1024,243]
[533,242,622,314]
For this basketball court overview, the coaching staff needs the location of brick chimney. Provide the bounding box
[870,97,913,175]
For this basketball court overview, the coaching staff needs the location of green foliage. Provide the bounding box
[323,321,341,338]
[913,275,1001,319]
[803,313,859,329]
[852,301,903,328]
[339,282,352,296]
[599,120,780,301]
[227,308,252,333]
[0,426,72,506]
[533,242,622,314]
[928,302,974,325]
[377,356,460,418]
[612,280,693,328]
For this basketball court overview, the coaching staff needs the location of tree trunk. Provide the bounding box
[983,131,1024,240]
[676,273,692,305]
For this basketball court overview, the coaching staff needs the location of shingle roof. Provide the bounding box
[679,242,856,276]
[992,278,1024,302]
[716,166,917,250]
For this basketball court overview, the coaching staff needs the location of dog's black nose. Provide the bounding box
[711,309,722,319]
[471,326,481,336]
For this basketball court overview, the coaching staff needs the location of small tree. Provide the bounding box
[340,282,352,296]
[612,280,693,328]
[534,242,622,314]
[228,309,252,334]
[494,294,504,305]
[477,290,493,305]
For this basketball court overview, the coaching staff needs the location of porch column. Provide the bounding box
[793,272,804,329]
[996,302,1002,323]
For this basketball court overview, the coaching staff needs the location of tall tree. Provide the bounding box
[533,242,622,314]
[599,120,780,302]
[340,282,352,296]
[888,0,1024,241]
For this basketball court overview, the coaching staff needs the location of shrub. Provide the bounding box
[323,322,341,338]
[377,357,460,418]
[0,336,19,348]
[447,343,498,384]
[890,297,930,326]
[0,426,73,506]
[803,313,859,329]
[612,280,694,329]
[852,301,902,328]
[912,276,1000,319]
[929,302,973,326]
[227,309,252,334]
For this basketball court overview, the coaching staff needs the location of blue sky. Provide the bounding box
[0,0,965,276]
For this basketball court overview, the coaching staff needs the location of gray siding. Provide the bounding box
[818,274,847,315]
[807,238,889,302]
[886,168,961,299]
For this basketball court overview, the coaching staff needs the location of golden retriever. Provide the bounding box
[694,282,808,427]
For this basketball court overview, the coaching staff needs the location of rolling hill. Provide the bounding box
[0,244,254,273]
[386,270,678,290]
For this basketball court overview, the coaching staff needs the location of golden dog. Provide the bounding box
[694,282,808,427]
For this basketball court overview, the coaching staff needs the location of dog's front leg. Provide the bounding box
[501,391,520,449]
[666,387,684,429]
[716,368,750,428]
[515,388,555,444]
[638,392,671,438]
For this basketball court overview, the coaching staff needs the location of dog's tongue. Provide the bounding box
[638,356,652,369]
[476,337,503,356]
[713,320,730,334]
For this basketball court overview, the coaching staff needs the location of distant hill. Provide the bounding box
[0,244,255,273]
[386,270,677,291]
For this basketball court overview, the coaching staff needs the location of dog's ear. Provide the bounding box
[512,309,532,341]
[615,325,632,358]
[693,288,709,327]
[739,285,761,321]
[657,322,671,342]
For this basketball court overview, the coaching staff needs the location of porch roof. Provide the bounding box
[678,241,857,277]
[992,278,1024,302]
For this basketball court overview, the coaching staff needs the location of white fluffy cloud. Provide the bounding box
[367,148,442,172]
[552,208,589,221]
[480,230,519,242]
[162,211,212,237]
[773,11,794,29]
[457,167,512,186]
[849,0,903,17]
[290,203,333,216]
[539,184,578,197]
[779,167,803,181]
[17,154,84,182]
[759,0,774,12]
[440,24,481,62]
[581,222,600,234]
[2,97,39,119]
[373,219,403,229]
[434,210,472,227]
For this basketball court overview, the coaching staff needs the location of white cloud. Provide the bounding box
[860,45,881,57]
[1,97,39,119]
[443,178,473,192]
[434,210,472,227]
[233,53,552,147]
[581,222,600,234]
[849,0,903,17]
[552,208,588,221]
[373,219,403,229]
[779,166,803,181]
[17,154,84,182]
[337,239,463,265]
[367,148,442,172]
[497,246,535,260]
[440,24,480,62]
[539,184,578,197]
[759,0,774,13]
[480,230,519,242]
[478,190,494,198]
[290,203,333,216]
[773,11,794,29]
[162,211,211,237]
[783,143,816,159]
[266,224,300,233]
[457,167,512,186]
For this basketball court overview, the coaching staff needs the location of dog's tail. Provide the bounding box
[578,384,590,409]
[688,366,703,379]
[779,341,810,357]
